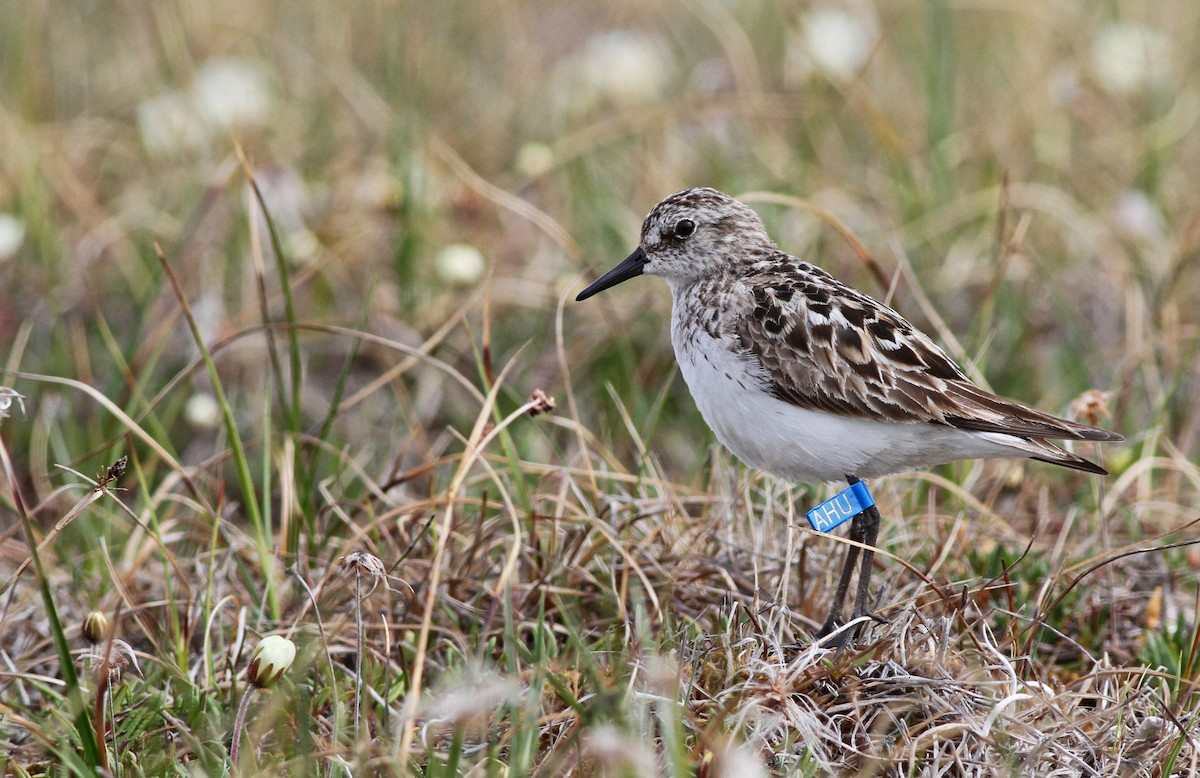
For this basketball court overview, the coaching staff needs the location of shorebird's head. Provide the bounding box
[576,187,772,300]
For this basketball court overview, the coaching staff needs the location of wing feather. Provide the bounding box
[732,259,1124,444]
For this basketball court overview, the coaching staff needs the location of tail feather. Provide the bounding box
[1030,453,1109,476]
[976,432,1111,475]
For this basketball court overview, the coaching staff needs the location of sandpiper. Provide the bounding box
[577,187,1123,644]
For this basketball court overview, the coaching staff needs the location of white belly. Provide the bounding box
[671,326,1014,483]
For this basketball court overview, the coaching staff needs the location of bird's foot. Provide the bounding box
[814,616,857,648]
[861,608,888,626]
[814,610,886,648]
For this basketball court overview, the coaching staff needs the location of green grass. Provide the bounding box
[2,1,1200,774]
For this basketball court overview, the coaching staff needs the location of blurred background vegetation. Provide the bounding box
[1,0,1198,774]
[5,0,1196,463]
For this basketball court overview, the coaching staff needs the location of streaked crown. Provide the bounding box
[638,187,774,287]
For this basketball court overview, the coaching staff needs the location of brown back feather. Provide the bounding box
[731,258,1124,445]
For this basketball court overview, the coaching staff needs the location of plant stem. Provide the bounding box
[354,572,363,737]
[230,686,256,767]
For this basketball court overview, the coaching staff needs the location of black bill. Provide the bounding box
[576,247,647,301]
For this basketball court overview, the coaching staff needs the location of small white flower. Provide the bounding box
[354,162,403,210]
[184,392,221,429]
[193,58,273,130]
[248,167,313,264]
[711,743,769,778]
[1112,190,1164,242]
[1092,22,1172,95]
[515,142,555,178]
[583,725,657,775]
[584,724,626,761]
[577,31,669,107]
[426,668,520,727]
[435,243,486,286]
[137,91,208,156]
[799,6,878,80]
[0,214,25,260]
[285,228,320,261]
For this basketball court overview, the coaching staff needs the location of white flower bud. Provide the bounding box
[247,635,296,689]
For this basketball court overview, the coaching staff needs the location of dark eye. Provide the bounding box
[674,219,696,239]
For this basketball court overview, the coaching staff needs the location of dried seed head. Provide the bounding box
[339,550,385,578]
[106,456,128,482]
[82,611,111,645]
[97,455,129,491]
[103,639,143,681]
[1069,389,1113,427]
[526,388,556,417]
[247,635,296,689]
[339,551,386,598]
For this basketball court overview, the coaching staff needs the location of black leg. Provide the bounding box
[849,499,882,623]
[815,512,863,639]
[815,475,880,646]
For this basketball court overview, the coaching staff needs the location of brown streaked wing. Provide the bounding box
[732,264,1124,443]
[733,267,971,425]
